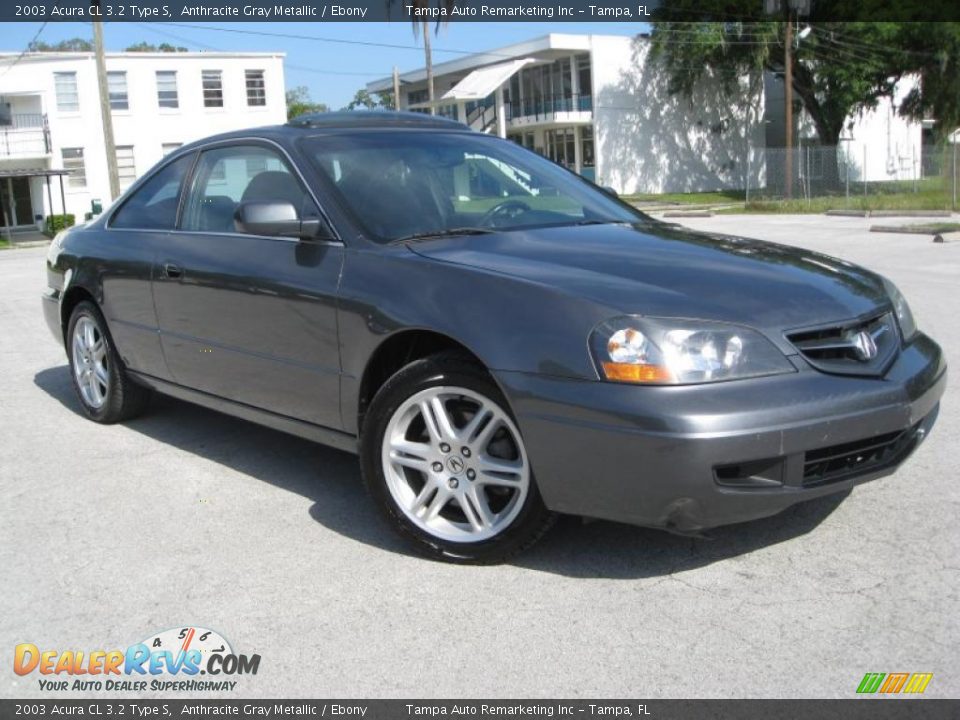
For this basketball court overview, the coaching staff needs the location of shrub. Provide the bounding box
[45,214,76,236]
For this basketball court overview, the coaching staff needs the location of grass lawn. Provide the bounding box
[623,178,956,214]
[0,237,10,250]
[621,190,746,205]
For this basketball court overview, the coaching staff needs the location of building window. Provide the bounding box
[202,70,223,108]
[245,70,266,107]
[107,71,129,111]
[116,146,136,188]
[62,147,86,188]
[161,143,182,156]
[156,71,179,109]
[54,72,79,112]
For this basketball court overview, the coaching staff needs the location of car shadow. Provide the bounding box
[35,365,849,579]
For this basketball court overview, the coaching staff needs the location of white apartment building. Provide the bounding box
[368,33,926,195]
[0,51,287,233]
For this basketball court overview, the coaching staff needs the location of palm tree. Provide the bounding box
[394,0,457,116]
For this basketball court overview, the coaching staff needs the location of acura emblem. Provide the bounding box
[447,456,465,474]
[853,330,878,361]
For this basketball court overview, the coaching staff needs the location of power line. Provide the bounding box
[165,22,513,58]
[137,22,382,76]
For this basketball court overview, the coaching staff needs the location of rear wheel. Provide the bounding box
[66,301,151,423]
[361,353,554,563]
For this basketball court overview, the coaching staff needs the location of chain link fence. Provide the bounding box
[744,143,958,211]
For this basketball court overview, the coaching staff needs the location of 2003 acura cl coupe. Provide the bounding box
[43,112,946,562]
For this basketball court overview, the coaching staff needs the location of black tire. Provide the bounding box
[66,300,151,423]
[360,352,555,563]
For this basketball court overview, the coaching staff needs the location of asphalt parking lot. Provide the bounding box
[1,214,957,699]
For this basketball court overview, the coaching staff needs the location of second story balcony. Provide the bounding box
[505,93,593,129]
[0,114,51,159]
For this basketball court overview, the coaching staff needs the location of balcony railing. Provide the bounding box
[505,93,593,123]
[0,114,51,158]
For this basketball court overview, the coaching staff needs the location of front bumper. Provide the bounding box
[495,333,946,532]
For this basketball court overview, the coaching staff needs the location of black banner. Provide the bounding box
[2,700,960,720]
[3,0,960,23]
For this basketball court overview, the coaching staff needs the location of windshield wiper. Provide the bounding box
[390,227,497,245]
[564,219,625,227]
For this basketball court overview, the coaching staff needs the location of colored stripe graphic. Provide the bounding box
[879,673,910,693]
[903,673,933,694]
[857,673,886,693]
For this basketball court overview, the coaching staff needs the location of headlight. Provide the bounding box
[590,317,795,385]
[881,277,917,341]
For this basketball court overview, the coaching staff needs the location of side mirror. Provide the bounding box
[601,185,619,198]
[234,201,331,241]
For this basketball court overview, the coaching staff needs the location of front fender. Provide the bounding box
[336,246,613,434]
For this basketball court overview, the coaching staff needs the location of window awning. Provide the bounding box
[441,58,537,102]
[0,168,71,178]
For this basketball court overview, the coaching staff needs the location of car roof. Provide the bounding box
[173,111,471,154]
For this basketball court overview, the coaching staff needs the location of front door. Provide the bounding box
[11,177,33,226]
[152,142,344,431]
[1,176,35,226]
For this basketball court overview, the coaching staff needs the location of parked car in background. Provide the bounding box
[43,112,946,562]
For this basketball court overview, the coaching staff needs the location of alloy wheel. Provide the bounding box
[381,386,530,543]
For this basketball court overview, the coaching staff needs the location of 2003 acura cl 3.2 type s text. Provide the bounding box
[43,112,946,562]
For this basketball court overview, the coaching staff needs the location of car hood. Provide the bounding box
[406,221,889,336]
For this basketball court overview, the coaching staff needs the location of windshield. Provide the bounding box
[302,130,642,243]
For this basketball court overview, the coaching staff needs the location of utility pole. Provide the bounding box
[91,1,120,202]
[392,66,400,111]
[784,18,793,200]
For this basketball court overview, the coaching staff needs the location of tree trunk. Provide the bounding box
[423,21,435,116]
[790,68,845,192]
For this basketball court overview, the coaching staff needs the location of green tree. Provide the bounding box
[124,42,189,52]
[345,88,394,111]
[650,8,960,185]
[286,86,329,120]
[28,38,93,52]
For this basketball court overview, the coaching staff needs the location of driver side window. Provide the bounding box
[180,144,315,234]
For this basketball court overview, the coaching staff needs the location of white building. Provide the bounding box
[0,51,287,233]
[368,33,927,195]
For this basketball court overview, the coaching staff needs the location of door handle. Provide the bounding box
[162,263,183,279]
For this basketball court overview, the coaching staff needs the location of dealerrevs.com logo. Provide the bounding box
[14,626,260,692]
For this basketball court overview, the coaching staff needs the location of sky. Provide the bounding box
[1,21,647,109]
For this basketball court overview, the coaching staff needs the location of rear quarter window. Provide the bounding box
[111,153,195,230]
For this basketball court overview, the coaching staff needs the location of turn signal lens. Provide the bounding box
[601,362,674,383]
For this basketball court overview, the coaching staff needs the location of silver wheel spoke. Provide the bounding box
[429,396,458,440]
[478,454,523,478]
[411,480,438,515]
[462,487,494,530]
[460,405,493,444]
[389,437,431,461]
[419,400,443,442]
[473,416,503,452]
[94,363,109,386]
[423,488,449,521]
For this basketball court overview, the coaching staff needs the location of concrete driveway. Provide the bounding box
[1,215,957,699]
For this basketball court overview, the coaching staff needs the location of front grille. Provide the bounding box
[802,424,919,487]
[787,313,899,377]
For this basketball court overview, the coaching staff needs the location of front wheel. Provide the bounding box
[361,353,555,563]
